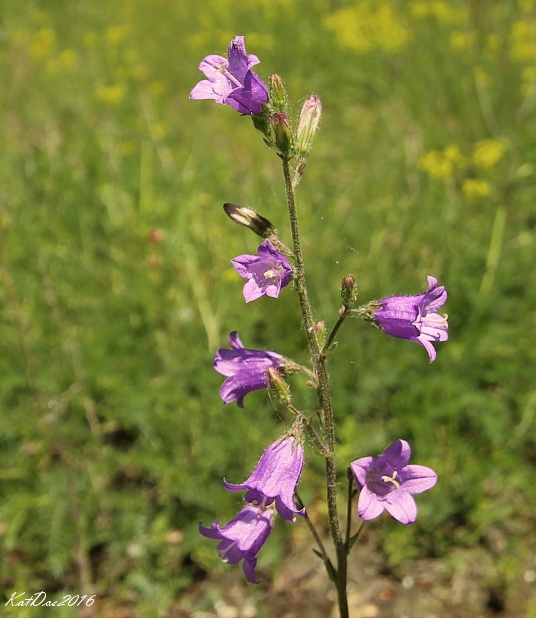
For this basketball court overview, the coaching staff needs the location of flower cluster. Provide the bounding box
[200,431,304,583]
[192,36,445,585]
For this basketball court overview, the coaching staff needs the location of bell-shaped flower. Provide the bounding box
[231,240,293,303]
[351,439,437,525]
[199,504,275,583]
[224,433,305,521]
[214,331,284,407]
[371,276,448,362]
[189,35,269,115]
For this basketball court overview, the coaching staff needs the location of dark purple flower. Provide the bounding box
[199,504,275,583]
[351,439,437,525]
[231,241,293,303]
[214,331,284,407]
[189,36,269,115]
[224,434,305,521]
[372,276,448,362]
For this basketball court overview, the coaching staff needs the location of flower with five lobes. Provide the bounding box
[231,240,293,302]
[199,504,275,584]
[351,439,437,525]
[189,35,269,115]
[224,433,305,521]
[371,275,448,362]
[214,331,285,407]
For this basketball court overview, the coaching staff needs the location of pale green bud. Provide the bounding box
[269,74,289,112]
[295,93,322,157]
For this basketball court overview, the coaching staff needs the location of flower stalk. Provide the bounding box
[281,157,349,618]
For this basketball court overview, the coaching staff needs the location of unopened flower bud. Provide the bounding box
[341,274,357,307]
[296,94,322,157]
[223,203,275,238]
[266,367,291,407]
[271,112,292,156]
[269,74,289,111]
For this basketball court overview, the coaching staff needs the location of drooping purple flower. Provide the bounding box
[224,434,305,521]
[231,240,293,303]
[351,439,437,525]
[199,504,275,584]
[189,36,269,115]
[214,331,284,407]
[372,276,448,362]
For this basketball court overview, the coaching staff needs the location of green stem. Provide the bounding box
[321,308,349,358]
[281,157,348,618]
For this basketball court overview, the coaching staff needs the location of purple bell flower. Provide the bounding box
[214,331,284,407]
[231,240,293,303]
[189,35,269,115]
[199,504,275,584]
[224,434,305,521]
[372,276,448,362]
[351,439,437,525]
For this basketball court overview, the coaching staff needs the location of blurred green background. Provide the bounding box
[1,0,535,615]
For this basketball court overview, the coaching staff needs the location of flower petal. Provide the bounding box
[400,465,438,493]
[383,492,418,524]
[357,486,385,520]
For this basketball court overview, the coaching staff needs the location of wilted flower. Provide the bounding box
[224,433,305,521]
[214,331,284,407]
[231,240,293,302]
[223,203,275,238]
[371,276,448,362]
[189,35,269,115]
[351,439,437,525]
[199,504,275,583]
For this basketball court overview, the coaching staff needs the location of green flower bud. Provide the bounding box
[269,74,289,112]
[266,367,291,407]
[271,112,292,157]
[341,275,357,307]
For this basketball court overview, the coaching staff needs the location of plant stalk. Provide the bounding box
[281,157,349,618]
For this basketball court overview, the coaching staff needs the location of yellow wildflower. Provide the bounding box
[96,84,126,106]
[418,145,464,180]
[29,28,56,60]
[472,139,506,170]
[509,19,536,61]
[518,0,536,13]
[105,25,128,46]
[450,31,473,52]
[418,150,454,180]
[325,1,409,54]
[462,179,493,199]
[443,144,465,166]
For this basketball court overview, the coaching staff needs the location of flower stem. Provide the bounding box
[281,157,349,618]
[321,308,349,358]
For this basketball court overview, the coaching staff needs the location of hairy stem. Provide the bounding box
[281,158,348,618]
